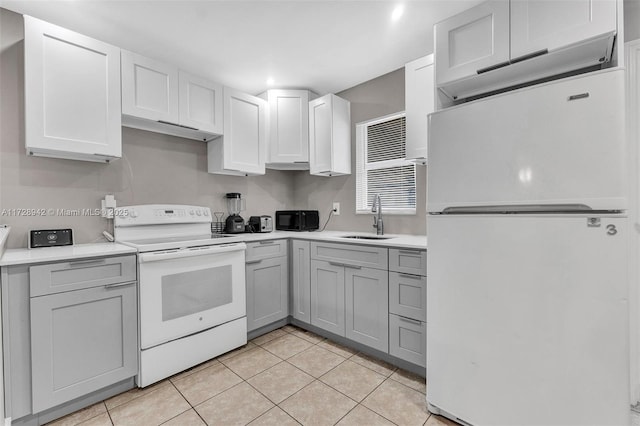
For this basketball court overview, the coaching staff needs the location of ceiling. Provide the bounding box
[0,0,482,95]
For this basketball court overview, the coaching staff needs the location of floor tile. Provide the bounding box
[78,412,113,426]
[217,341,257,362]
[161,409,206,426]
[247,361,314,404]
[351,352,397,377]
[172,362,243,405]
[104,380,171,410]
[109,383,190,426]
[390,369,426,393]
[248,406,300,426]
[195,382,274,425]
[280,381,357,426]
[48,402,108,426]
[317,339,357,359]
[251,329,288,346]
[260,333,313,359]
[336,405,395,426]
[170,358,221,382]
[288,345,346,378]
[221,346,282,379]
[287,328,325,344]
[362,379,429,426]
[424,414,460,426]
[280,325,301,334]
[320,360,386,402]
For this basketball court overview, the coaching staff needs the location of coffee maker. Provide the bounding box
[224,193,246,233]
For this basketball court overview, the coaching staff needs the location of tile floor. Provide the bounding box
[48,325,457,426]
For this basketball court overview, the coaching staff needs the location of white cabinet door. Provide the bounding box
[309,94,351,176]
[405,55,434,162]
[510,0,617,60]
[24,16,121,161]
[178,71,223,134]
[265,89,311,166]
[121,50,179,123]
[434,0,510,86]
[207,88,267,176]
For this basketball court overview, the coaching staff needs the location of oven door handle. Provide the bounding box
[139,243,247,263]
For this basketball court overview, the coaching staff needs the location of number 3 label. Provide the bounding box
[607,225,617,235]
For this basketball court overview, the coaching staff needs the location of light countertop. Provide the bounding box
[217,230,427,250]
[0,243,137,266]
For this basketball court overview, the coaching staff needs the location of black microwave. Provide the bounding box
[275,210,320,231]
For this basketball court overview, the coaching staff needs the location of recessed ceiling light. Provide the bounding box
[266,77,275,86]
[391,4,404,22]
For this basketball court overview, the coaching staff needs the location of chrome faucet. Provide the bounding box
[371,194,384,235]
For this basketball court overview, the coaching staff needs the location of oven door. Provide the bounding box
[138,243,246,350]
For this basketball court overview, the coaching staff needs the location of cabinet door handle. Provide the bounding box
[104,281,136,289]
[329,261,361,269]
[476,60,510,74]
[398,316,423,326]
[398,250,421,255]
[69,258,107,267]
[246,259,262,265]
[259,241,276,245]
[399,273,422,280]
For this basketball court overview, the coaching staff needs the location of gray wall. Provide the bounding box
[292,69,427,235]
[0,8,294,249]
[625,0,640,42]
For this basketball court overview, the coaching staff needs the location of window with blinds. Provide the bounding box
[356,112,416,215]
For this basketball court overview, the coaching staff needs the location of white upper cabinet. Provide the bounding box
[260,89,315,170]
[121,51,222,141]
[435,0,618,103]
[309,94,351,177]
[207,88,267,176]
[434,1,510,86]
[510,0,617,59]
[179,71,223,135]
[121,51,179,123]
[24,16,122,162]
[405,54,434,163]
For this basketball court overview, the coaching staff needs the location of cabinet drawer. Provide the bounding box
[246,240,287,262]
[389,314,426,367]
[389,249,426,275]
[389,272,426,322]
[30,255,137,297]
[310,242,388,270]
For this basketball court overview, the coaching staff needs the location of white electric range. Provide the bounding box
[114,204,247,387]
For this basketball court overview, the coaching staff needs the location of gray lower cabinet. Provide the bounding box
[30,282,138,413]
[345,266,388,352]
[246,256,289,331]
[389,313,426,367]
[291,240,311,323]
[310,260,345,336]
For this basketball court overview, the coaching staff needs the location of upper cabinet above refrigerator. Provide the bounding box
[434,0,619,105]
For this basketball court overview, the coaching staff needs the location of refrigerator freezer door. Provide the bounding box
[426,214,629,426]
[427,69,626,213]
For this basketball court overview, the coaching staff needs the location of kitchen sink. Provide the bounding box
[340,235,392,240]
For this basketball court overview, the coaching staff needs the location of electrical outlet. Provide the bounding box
[332,202,340,215]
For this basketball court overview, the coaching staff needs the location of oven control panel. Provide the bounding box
[115,205,212,226]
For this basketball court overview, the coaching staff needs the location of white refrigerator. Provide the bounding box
[426,68,630,425]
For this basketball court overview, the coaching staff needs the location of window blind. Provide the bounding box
[356,113,416,215]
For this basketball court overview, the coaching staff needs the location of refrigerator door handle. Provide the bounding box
[441,204,595,214]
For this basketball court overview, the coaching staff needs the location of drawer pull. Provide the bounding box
[69,258,107,267]
[398,316,422,326]
[258,241,277,245]
[329,261,361,269]
[104,281,136,289]
[399,273,422,280]
[398,250,421,255]
[246,259,262,265]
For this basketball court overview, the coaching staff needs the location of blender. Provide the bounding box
[224,193,246,233]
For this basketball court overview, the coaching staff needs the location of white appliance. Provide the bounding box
[114,204,247,387]
[426,68,630,425]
